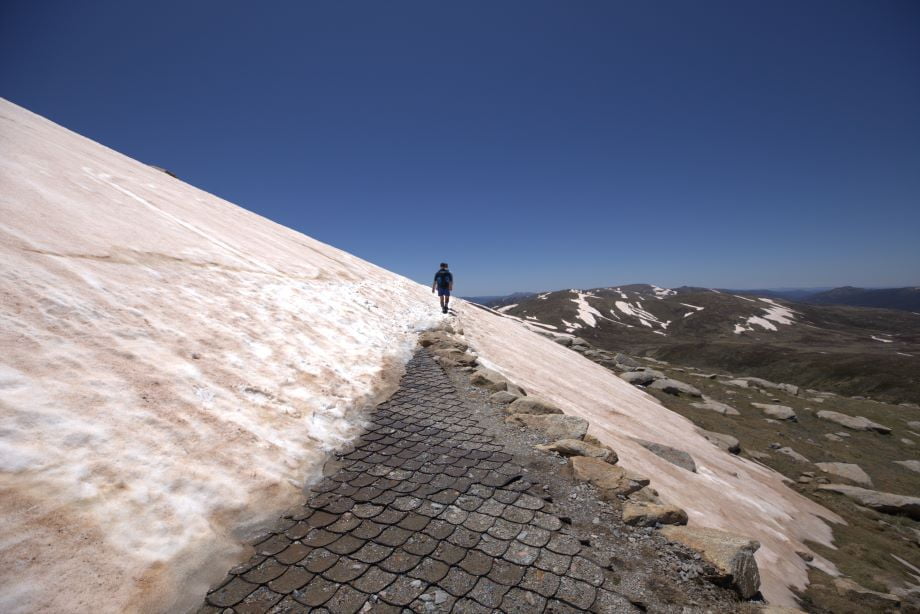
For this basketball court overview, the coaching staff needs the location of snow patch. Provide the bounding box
[871,335,893,343]
[496,303,518,313]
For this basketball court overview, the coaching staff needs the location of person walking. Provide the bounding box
[432,262,453,314]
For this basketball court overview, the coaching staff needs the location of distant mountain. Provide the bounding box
[463,291,536,306]
[802,286,920,312]
[475,283,920,403]
[720,288,833,302]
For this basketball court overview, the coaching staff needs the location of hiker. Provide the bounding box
[432,262,453,314]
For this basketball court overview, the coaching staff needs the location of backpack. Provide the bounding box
[435,270,452,288]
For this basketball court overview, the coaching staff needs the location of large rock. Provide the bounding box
[818,484,920,520]
[418,330,467,352]
[691,396,740,416]
[534,439,617,463]
[506,414,589,440]
[699,429,741,454]
[570,456,649,497]
[648,378,702,398]
[776,447,810,463]
[752,403,796,421]
[622,502,688,527]
[619,370,664,386]
[506,397,563,415]
[743,377,800,396]
[470,368,509,392]
[489,390,518,404]
[894,460,920,474]
[833,578,900,611]
[431,347,477,367]
[908,421,920,431]
[553,336,573,347]
[634,439,696,472]
[815,462,873,486]
[816,410,891,433]
[659,526,761,599]
[614,353,640,368]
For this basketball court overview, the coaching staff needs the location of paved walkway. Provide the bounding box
[200,349,636,613]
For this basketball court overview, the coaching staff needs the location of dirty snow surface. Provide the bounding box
[0,100,441,613]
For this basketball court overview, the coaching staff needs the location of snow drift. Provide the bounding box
[0,99,837,611]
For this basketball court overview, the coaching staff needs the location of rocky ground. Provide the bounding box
[560,337,920,613]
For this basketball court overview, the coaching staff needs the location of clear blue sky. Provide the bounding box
[2,1,918,295]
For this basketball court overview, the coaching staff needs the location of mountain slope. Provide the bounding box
[1,100,840,611]
[804,286,920,312]
[482,285,920,403]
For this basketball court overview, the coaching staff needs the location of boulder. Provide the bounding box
[506,397,563,415]
[815,462,873,486]
[725,379,751,388]
[506,414,589,440]
[691,396,740,416]
[507,383,527,397]
[570,456,649,497]
[752,403,796,421]
[658,526,761,599]
[431,347,477,367]
[833,578,900,611]
[756,607,807,614]
[622,502,688,527]
[908,421,920,431]
[743,377,800,396]
[776,447,810,463]
[534,439,617,463]
[698,429,741,454]
[628,486,662,504]
[418,330,467,352]
[648,378,702,398]
[553,336,573,347]
[470,368,509,392]
[894,460,920,474]
[571,337,589,347]
[818,484,920,520]
[614,353,640,368]
[816,410,891,433]
[634,439,696,472]
[489,390,518,404]
[619,371,658,386]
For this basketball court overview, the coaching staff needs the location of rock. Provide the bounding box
[431,347,477,367]
[824,433,844,442]
[634,439,696,472]
[698,430,741,454]
[489,390,518,404]
[535,439,617,463]
[757,607,807,614]
[614,353,640,368]
[833,578,900,611]
[553,336,573,347]
[622,502,688,527]
[818,484,920,520]
[648,378,702,398]
[691,396,740,416]
[628,486,662,504]
[776,447,810,463]
[752,403,796,421]
[506,397,563,415]
[658,526,761,599]
[506,414,589,440]
[815,410,891,433]
[894,460,920,473]
[901,438,914,446]
[746,450,771,460]
[725,379,751,388]
[742,377,800,396]
[619,371,665,386]
[571,337,589,347]
[908,421,920,431]
[507,383,527,397]
[815,462,873,486]
[570,456,650,497]
[470,368,509,392]
[418,330,467,352]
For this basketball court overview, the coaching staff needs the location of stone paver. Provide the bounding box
[200,349,635,613]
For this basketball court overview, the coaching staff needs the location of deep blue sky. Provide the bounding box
[3,1,918,295]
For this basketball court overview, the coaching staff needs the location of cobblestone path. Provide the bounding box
[200,349,637,613]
